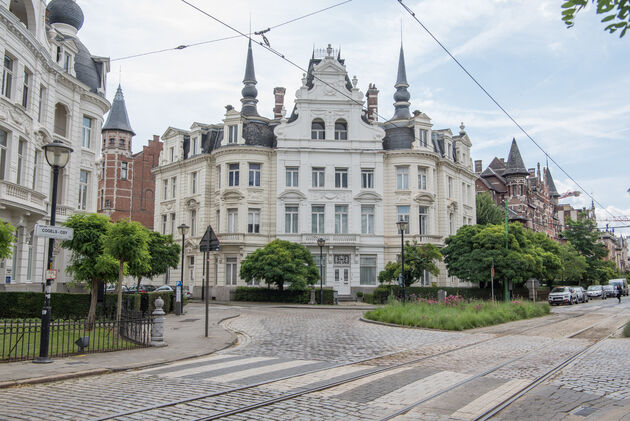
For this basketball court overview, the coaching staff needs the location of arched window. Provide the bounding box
[334,119,347,140]
[53,103,69,137]
[311,119,325,140]
[9,0,35,33]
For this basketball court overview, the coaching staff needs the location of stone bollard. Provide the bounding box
[150,297,168,347]
[309,286,316,305]
[437,289,447,303]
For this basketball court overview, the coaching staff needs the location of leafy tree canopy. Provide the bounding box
[476,193,505,225]
[562,0,630,37]
[0,221,16,259]
[557,242,588,284]
[128,230,180,285]
[561,214,611,285]
[378,242,442,287]
[239,240,319,291]
[442,224,542,287]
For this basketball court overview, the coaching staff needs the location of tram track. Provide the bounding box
[92,310,598,421]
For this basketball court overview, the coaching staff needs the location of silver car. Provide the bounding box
[586,285,605,299]
[571,286,588,303]
[548,287,578,305]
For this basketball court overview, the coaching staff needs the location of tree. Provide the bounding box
[557,243,588,284]
[442,224,541,288]
[528,232,563,286]
[128,230,180,290]
[561,215,609,285]
[378,242,442,287]
[104,220,149,321]
[476,193,505,225]
[0,221,16,259]
[62,214,119,329]
[562,0,630,38]
[239,240,319,291]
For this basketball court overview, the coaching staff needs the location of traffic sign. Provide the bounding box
[34,224,74,240]
[199,226,221,252]
[45,269,57,280]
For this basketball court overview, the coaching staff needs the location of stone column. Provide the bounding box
[150,296,168,347]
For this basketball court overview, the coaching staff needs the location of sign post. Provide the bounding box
[199,226,220,338]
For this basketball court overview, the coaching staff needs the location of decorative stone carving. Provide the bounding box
[150,297,168,347]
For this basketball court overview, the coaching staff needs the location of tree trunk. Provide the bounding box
[116,261,124,323]
[136,277,142,292]
[86,279,98,330]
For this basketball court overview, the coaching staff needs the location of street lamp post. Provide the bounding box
[317,238,325,305]
[177,223,189,316]
[34,140,72,363]
[396,219,408,302]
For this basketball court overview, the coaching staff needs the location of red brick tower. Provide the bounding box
[98,85,135,222]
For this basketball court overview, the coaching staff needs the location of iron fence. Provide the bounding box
[0,311,152,362]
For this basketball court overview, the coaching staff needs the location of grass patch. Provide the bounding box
[1,322,139,361]
[363,298,550,331]
[624,321,630,338]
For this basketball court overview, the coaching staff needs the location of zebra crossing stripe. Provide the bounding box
[209,359,320,383]
[136,353,238,374]
[449,378,531,420]
[158,356,276,378]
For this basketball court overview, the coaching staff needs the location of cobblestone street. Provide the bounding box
[1,299,630,420]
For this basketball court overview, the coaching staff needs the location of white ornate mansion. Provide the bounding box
[0,0,109,287]
[154,41,476,299]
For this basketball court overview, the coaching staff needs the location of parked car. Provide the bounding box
[548,287,578,305]
[571,286,588,303]
[156,285,174,292]
[603,285,615,298]
[586,285,605,299]
[608,279,629,296]
[106,284,127,293]
[126,284,157,294]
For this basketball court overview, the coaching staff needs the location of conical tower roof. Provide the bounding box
[503,138,528,177]
[102,85,135,135]
[240,39,259,117]
[546,168,560,197]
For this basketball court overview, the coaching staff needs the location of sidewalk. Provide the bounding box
[0,302,239,388]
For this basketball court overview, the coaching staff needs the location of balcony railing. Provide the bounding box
[0,180,47,212]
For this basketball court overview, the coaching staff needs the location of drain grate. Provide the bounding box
[573,406,598,416]
[179,318,199,323]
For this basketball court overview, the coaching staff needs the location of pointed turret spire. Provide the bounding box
[503,138,528,177]
[546,168,560,197]
[391,45,411,120]
[241,39,259,117]
[102,85,135,135]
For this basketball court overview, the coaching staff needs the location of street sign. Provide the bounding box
[45,269,57,280]
[34,224,74,240]
[199,226,221,252]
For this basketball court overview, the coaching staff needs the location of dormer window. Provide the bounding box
[334,119,347,140]
[418,129,428,147]
[63,53,72,72]
[311,119,325,140]
[228,125,238,144]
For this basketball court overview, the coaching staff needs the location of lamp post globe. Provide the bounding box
[177,224,189,316]
[396,219,408,302]
[317,238,325,305]
[34,140,73,363]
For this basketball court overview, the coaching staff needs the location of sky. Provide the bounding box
[76,0,630,235]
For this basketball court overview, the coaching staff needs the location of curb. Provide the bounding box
[0,313,241,389]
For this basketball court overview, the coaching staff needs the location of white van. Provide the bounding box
[608,278,629,296]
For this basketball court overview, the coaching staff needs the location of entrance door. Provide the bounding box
[334,254,351,295]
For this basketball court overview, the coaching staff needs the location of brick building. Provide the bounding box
[475,139,562,239]
[97,85,161,229]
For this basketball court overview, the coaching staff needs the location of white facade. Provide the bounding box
[152,43,476,299]
[0,0,110,287]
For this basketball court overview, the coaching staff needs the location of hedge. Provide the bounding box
[0,291,176,319]
[370,285,532,304]
[233,286,335,304]
[121,291,180,315]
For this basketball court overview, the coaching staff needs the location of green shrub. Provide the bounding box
[371,285,531,304]
[364,300,550,331]
[363,293,374,304]
[233,286,335,304]
[0,291,175,319]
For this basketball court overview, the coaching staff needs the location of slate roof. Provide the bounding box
[47,0,84,30]
[546,168,560,197]
[102,85,135,135]
[503,138,529,177]
[73,39,100,93]
[240,39,259,117]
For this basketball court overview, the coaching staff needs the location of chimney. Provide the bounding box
[273,87,286,119]
[366,83,379,122]
[537,162,541,181]
[474,160,482,174]
[528,168,535,177]
[152,135,160,143]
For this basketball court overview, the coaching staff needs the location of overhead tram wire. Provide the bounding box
[177,0,394,124]
[111,0,352,62]
[397,0,626,229]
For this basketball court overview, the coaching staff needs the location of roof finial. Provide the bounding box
[391,43,411,120]
[241,39,259,116]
